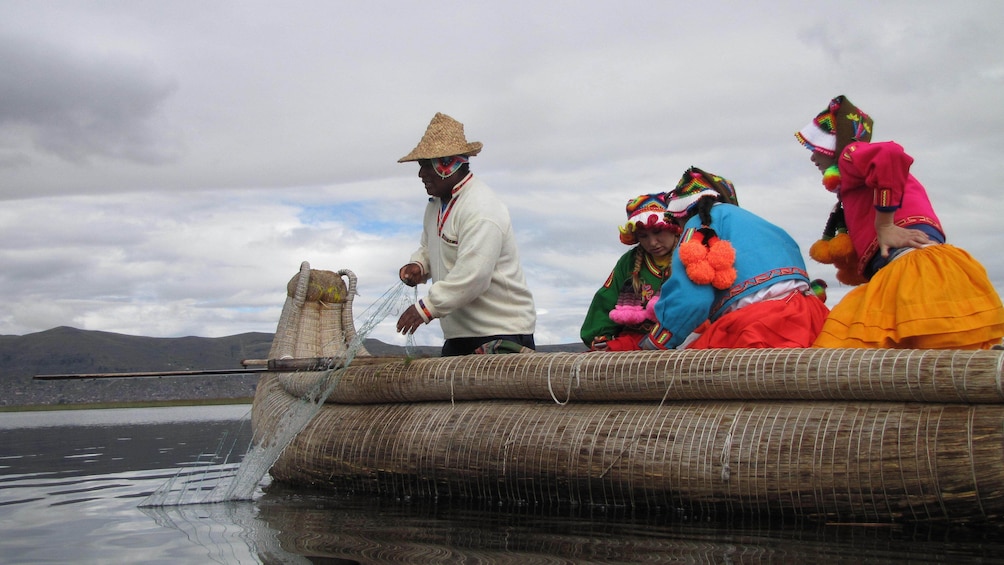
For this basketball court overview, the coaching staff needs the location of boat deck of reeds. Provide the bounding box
[251,262,1004,523]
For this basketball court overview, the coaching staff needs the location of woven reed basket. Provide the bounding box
[251,263,1004,522]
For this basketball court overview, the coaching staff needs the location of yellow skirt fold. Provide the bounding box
[813,244,1004,349]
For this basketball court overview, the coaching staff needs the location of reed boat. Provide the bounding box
[251,262,1004,523]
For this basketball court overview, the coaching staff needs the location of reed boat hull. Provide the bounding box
[251,349,1004,523]
[254,262,1004,522]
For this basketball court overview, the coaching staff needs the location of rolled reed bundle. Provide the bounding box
[264,390,1004,523]
[267,261,368,362]
[337,268,363,349]
[276,348,1004,405]
[267,262,313,360]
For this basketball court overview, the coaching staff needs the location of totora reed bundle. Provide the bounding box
[252,262,1004,523]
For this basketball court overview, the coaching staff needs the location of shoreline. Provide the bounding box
[0,397,254,413]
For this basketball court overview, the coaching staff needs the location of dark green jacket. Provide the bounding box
[580,247,671,347]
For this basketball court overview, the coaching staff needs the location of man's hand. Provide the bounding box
[396,305,425,335]
[399,263,424,287]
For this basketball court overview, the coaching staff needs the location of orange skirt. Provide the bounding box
[813,244,1004,349]
[688,291,830,349]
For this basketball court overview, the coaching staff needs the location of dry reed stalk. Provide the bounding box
[275,348,1004,405]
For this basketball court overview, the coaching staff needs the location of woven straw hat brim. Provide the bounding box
[398,141,483,163]
[398,112,483,163]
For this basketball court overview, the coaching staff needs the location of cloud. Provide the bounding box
[0,30,179,167]
[0,0,1002,349]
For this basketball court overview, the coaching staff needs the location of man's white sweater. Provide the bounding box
[409,173,536,339]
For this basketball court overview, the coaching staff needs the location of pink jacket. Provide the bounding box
[836,141,944,275]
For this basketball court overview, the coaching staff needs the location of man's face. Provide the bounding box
[418,160,455,199]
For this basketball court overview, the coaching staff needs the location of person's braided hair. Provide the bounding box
[693,195,717,234]
[630,247,645,296]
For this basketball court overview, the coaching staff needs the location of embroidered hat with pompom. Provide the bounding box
[664,167,739,220]
[794,95,873,157]
[618,193,681,245]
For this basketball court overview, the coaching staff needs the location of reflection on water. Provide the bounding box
[141,500,300,564]
[1,405,1003,564]
[248,485,1004,564]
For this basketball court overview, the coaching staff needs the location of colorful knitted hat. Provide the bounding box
[618,193,680,245]
[398,112,483,162]
[794,95,873,157]
[664,167,739,219]
[665,167,739,289]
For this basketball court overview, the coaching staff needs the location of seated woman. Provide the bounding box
[641,167,829,349]
[580,193,681,351]
[795,95,1004,349]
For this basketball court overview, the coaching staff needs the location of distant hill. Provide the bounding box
[0,327,584,408]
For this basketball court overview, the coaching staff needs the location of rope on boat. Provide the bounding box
[547,353,580,405]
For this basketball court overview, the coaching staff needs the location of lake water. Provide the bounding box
[1,405,1002,564]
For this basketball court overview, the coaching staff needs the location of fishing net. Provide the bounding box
[141,261,416,507]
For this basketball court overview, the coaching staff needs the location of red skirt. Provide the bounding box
[687,291,829,349]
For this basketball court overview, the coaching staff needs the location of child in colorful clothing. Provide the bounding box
[580,194,681,351]
[641,168,829,350]
[795,95,1004,349]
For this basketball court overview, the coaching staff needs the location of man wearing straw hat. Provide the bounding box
[396,112,537,356]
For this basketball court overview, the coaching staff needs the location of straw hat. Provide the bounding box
[398,112,483,163]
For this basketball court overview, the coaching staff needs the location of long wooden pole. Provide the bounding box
[34,355,408,380]
[33,368,266,380]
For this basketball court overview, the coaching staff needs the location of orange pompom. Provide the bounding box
[809,239,833,264]
[679,232,737,288]
[685,260,716,285]
[828,233,856,263]
[712,267,737,289]
[705,239,736,270]
[835,266,866,286]
[832,253,855,271]
[677,240,707,264]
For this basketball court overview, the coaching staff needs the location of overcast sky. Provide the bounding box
[2,0,1002,348]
